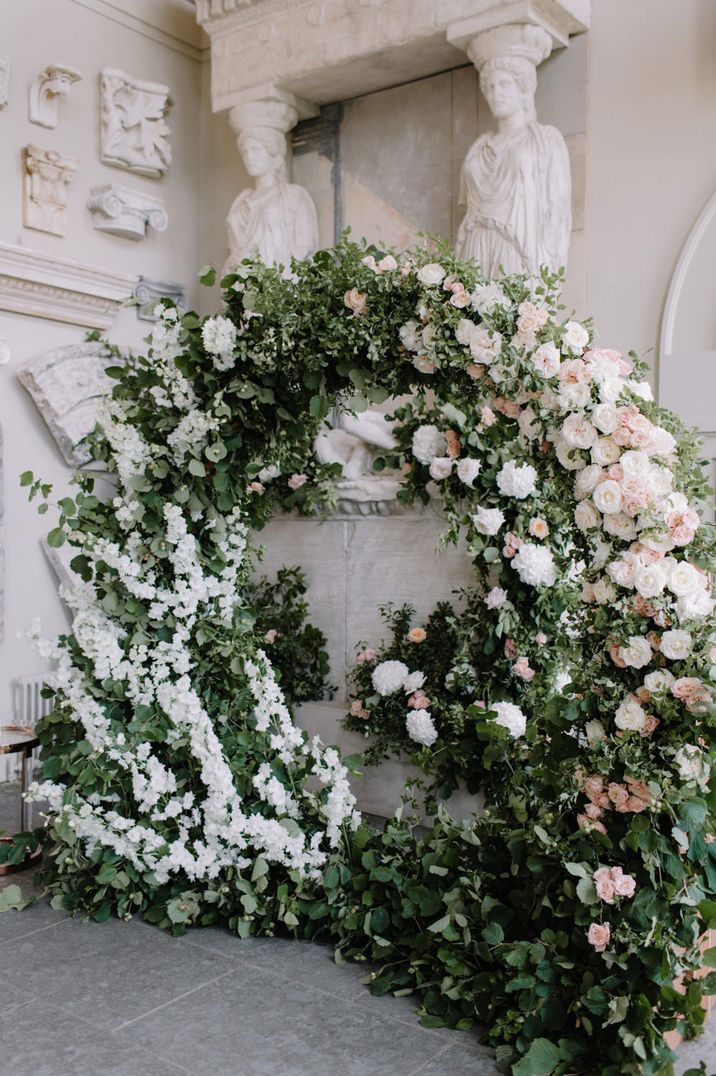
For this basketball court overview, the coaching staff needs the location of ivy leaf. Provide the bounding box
[512,1038,562,1076]
[482,921,504,945]
[199,265,216,287]
[47,527,66,548]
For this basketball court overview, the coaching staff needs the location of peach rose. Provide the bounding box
[344,288,368,315]
[640,714,660,737]
[529,517,549,540]
[407,627,427,644]
[408,691,430,709]
[607,783,629,809]
[445,430,461,459]
[264,629,278,644]
[247,481,265,494]
[587,922,611,952]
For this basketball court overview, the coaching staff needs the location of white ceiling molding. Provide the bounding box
[0,242,136,329]
[68,0,209,61]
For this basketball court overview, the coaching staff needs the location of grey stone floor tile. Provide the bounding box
[409,1041,499,1076]
[1,916,238,1031]
[117,963,452,1076]
[0,1000,189,1076]
[0,981,35,1016]
[0,896,68,946]
[184,930,372,1000]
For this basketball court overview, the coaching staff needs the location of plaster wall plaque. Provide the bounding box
[133,277,186,319]
[0,54,9,109]
[22,144,78,237]
[29,64,82,129]
[87,184,168,240]
[100,69,172,178]
[17,342,119,466]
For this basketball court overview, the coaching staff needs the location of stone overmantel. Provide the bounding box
[196,0,590,113]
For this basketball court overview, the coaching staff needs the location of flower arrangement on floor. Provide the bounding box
[10,238,716,1074]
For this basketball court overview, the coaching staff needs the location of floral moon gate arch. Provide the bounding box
[22,241,716,1074]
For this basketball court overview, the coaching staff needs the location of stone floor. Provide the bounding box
[1,781,716,1075]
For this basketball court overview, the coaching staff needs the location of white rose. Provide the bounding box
[399,320,421,351]
[562,320,589,354]
[512,544,557,587]
[412,425,446,465]
[485,586,508,609]
[472,506,505,536]
[471,283,510,316]
[607,555,638,589]
[667,492,689,514]
[626,379,654,402]
[497,460,538,499]
[599,377,625,403]
[575,464,602,498]
[620,635,652,669]
[648,465,673,497]
[620,450,651,479]
[667,559,700,597]
[603,513,638,541]
[674,745,710,790]
[592,578,616,605]
[660,630,692,661]
[491,701,526,738]
[615,697,647,732]
[558,383,591,410]
[405,709,438,746]
[531,342,561,378]
[372,660,410,696]
[634,560,667,598]
[416,263,446,286]
[593,480,623,515]
[591,437,621,467]
[469,327,502,365]
[644,670,675,694]
[585,719,607,745]
[455,319,475,347]
[649,427,677,456]
[429,457,453,481]
[555,438,586,472]
[562,414,597,450]
[403,671,426,694]
[592,402,618,435]
[676,589,715,621]
[456,458,482,486]
[642,531,676,554]
[574,501,600,533]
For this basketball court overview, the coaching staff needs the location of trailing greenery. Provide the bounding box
[6,238,716,1075]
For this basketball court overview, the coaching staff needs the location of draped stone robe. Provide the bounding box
[456,122,572,278]
[225,181,318,273]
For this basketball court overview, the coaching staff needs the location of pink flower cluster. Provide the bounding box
[593,865,636,903]
[578,774,651,833]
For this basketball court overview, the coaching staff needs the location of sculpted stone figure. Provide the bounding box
[315,409,397,483]
[224,100,318,276]
[456,25,571,278]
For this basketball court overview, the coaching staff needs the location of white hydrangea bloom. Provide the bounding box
[412,425,446,465]
[491,701,526,738]
[512,544,557,587]
[456,458,481,486]
[497,460,538,499]
[405,709,438,746]
[372,660,410,696]
[202,316,237,370]
[472,506,505,536]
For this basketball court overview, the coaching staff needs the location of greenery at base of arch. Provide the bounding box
[9,238,716,1075]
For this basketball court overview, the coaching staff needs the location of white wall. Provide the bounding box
[584,0,716,384]
[0,0,206,713]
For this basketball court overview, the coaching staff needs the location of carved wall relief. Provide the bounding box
[100,69,172,178]
[29,64,82,128]
[17,342,119,466]
[22,144,78,237]
[87,184,168,240]
[133,277,186,319]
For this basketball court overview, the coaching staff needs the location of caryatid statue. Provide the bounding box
[224,99,319,276]
[456,24,572,279]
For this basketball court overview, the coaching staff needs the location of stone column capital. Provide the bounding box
[447,0,590,55]
[227,85,318,136]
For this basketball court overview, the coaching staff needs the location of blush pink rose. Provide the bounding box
[264,629,278,644]
[408,691,430,709]
[607,783,629,809]
[593,867,616,904]
[350,699,369,719]
[587,922,611,952]
[513,657,535,681]
[356,648,377,664]
[288,473,308,491]
[610,866,636,898]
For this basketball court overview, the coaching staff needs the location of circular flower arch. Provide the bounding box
[19,241,716,1073]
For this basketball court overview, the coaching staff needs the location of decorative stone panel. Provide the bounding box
[132,277,186,320]
[28,64,81,129]
[100,69,172,178]
[22,144,78,237]
[87,184,168,240]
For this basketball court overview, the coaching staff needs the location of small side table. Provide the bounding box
[0,725,41,876]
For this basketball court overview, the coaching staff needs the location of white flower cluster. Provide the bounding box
[496,460,538,499]
[371,660,425,697]
[512,544,557,587]
[167,410,220,464]
[491,701,527,738]
[202,316,238,371]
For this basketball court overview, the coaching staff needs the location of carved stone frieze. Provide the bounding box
[132,277,186,320]
[29,64,82,129]
[87,184,168,240]
[22,144,78,237]
[0,242,135,328]
[100,69,172,178]
[17,342,120,466]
